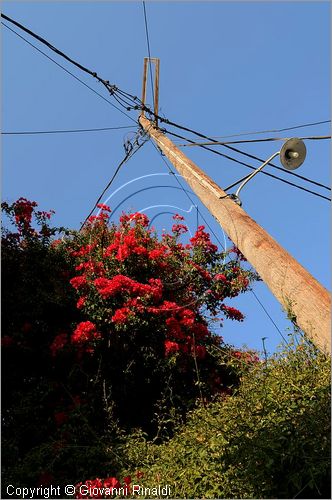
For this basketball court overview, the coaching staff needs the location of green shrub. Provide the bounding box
[135,338,330,499]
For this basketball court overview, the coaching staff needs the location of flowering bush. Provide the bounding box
[1,200,259,492]
[75,476,131,499]
[1,197,63,244]
[59,206,260,430]
[1,199,82,493]
[66,208,256,359]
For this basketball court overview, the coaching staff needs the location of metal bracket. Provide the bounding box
[227,138,306,206]
[234,151,280,204]
[141,57,160,126]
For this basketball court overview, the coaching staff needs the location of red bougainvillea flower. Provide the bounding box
[88,213,110,224]
[191,322,209,339]
[172,213,185,221]
[172,223,188,235]
[120,212,149,227]
[190,225,218,253]
[70,275,88,290]
[76,296,86,309]
[2,197,57,243]
[129,212,149,227]
[101,228,151,261]
[165,317,183,339]
[51,239,62,248]
[75,477,123,499]
[37,471,54,486]
[72,321,101,344]
[96,203,111,212]
[243,352,260,364]
[52,440,66,453]
[222,305,245,321]
[50,333,68,357]
[103,477,121,489]
[232,350,259,363]
[22,321,33,334]
[54,411,68,427]
[39,209,55,220]
[214,273,228,282]
[117,244,130,261]
[112,307,132,324]
[75,261,105,277]
[192,263,212,281]
[148,247,168,260]
[75,478,103,499]
[164,340,180,356]
[122,476,132,495]
[230,245,247,261]
[1,336,14,348]
[193,345,207,360]
[12,198,37,228]
[70,395,82,408]
[94,275,162,303]
[71,243,96,258]
[179,308,195,327]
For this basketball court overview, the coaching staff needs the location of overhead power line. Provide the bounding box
[175,134,331,192]
[1,13,110,86]
[148,138,227,249]
[3,12,329,140]
[172,120,331,141]
[107,90,332,195]
[1,12,143,117]
[143,116,331,194]
[162,128,331,201]
[80,131,148,230]
[142,1,155,106]
[1,22,137,124]
[250,290,288,343]
[177,135,331,146]
[3,12,330,199]
[2,126,136,135]
[102,88,330,195]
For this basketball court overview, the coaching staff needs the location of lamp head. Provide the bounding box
[280,138,306,170]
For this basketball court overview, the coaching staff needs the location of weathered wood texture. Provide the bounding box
[140,116,331,354]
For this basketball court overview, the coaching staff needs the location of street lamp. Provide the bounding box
[229,138,307,206]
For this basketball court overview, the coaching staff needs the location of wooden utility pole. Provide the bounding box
[138,61,331,353]
[140,115,331,353]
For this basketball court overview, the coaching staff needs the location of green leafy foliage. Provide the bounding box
[134,338,330,499]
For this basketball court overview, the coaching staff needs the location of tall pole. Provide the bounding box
[139,115,331,354]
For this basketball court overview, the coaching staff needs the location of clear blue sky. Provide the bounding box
[2,1,330,354]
